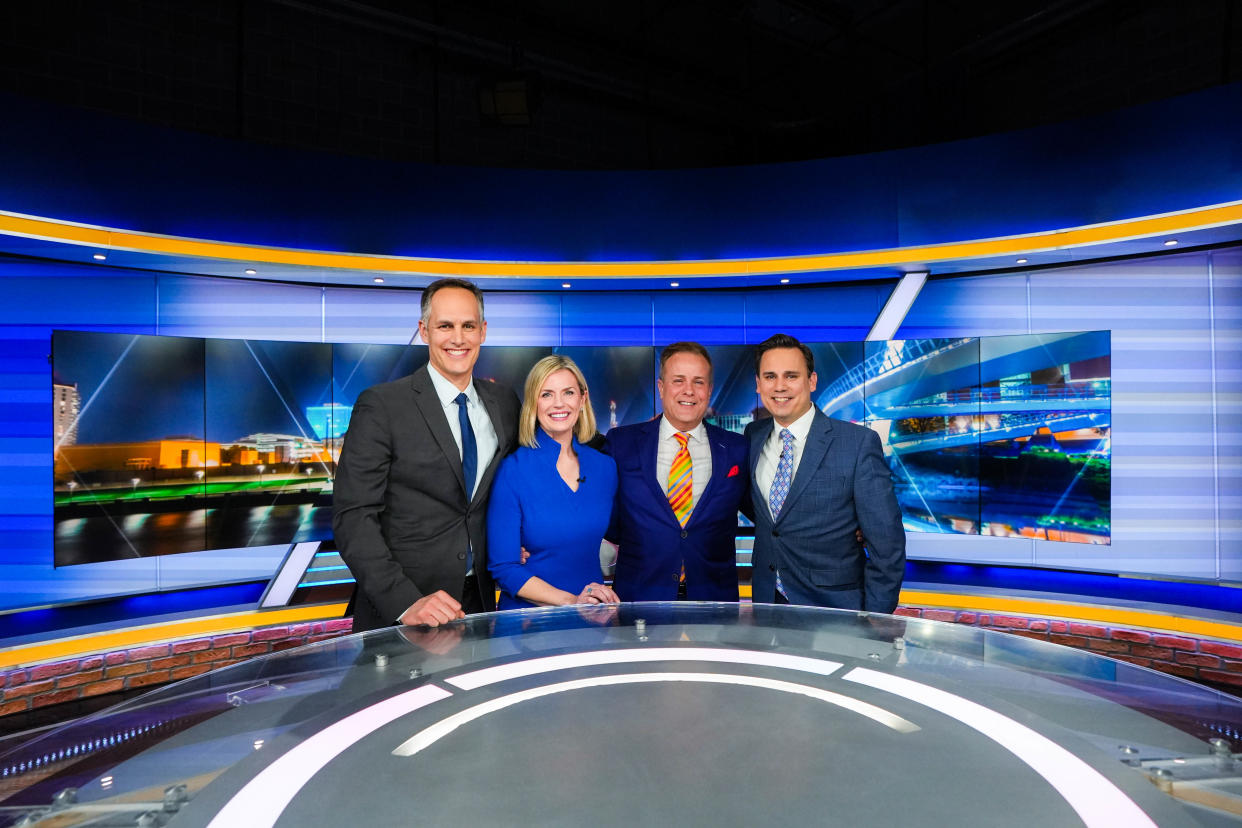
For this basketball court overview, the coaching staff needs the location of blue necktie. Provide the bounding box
[769,428,795,518]
[454,392,478,500]
[455,393,477,574]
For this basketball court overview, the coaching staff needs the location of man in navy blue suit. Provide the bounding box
[746,333,905,613]
[604,342,751,601]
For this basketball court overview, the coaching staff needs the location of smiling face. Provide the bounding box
[658,351,712,432]
[418,287,486,390]
[536,368,585,443]
[757,347,817,427]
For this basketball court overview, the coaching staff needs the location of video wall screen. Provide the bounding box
[52,329,1110,566]
[836,331,1111,545]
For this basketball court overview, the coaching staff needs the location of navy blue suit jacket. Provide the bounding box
[604,418,750,601]
[746,410,905,613]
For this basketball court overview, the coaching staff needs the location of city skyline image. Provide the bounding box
[53,329,1112,566]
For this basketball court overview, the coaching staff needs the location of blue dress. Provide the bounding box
[487,428,618,610]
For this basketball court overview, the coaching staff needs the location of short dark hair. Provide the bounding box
[754,333,814,376]
[659,341,713,380]
[420,278,485,326]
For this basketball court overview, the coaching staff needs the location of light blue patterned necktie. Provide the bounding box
[769,428,795,518]
[769,428,795,600]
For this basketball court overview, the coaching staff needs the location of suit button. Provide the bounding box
[772,530,780,538]
[768,564,776,572]
[681,530,688,539]
[457,552,466,560]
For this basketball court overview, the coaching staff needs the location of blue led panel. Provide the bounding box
[744,283,885,342]
[323,286,423,345]
[898,274,1030,339]
[156,275,324,340]
[560,293,654,347]
[477,292,560,347]
[653,291,746,346]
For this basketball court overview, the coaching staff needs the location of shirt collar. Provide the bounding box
[659,415,708,444]
[770,405,815,445]
[427,363,478,409]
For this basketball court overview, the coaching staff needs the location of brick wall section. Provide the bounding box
[0,618,353,719]
[894,606,1242,691]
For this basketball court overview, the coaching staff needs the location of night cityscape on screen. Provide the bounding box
[52,330,1110,566]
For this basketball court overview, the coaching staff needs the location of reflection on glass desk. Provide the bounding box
[1,603,1240,826]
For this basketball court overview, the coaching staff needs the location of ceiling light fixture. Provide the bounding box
[244,268,257,275]
[93,253,107,261]
[1163,239,1178,247]
[669,281,679,287]
[780,278,790,284]
[373,277,384,284]
[1016,258,1028,264]
[561,283,571,288]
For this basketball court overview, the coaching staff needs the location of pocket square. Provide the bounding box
[727,465,739,478]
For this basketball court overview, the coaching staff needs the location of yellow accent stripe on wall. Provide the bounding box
[740,584,1242,642]
[1,201,1241,278]
[0,603,348,671]
[2,590,1237,673]
[899,590,1242,643]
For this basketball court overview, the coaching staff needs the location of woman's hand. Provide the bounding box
[573,582,619,605]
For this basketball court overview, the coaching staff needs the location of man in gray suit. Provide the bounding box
[745,333,905,613]
[333,278,520,631]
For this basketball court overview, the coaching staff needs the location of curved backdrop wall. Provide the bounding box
[0,244,1238,612]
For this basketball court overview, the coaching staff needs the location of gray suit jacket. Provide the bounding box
[746,410,905,613]
[332,365,520,631]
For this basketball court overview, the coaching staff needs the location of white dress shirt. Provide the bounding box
[426,363,498,497]
[656,415,712,514]
[754,405,816,517]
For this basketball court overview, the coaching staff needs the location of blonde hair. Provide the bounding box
[519,355,598,448]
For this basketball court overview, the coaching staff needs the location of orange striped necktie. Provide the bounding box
[667,432,693,526]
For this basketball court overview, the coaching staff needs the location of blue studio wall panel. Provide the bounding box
[898,275,1030,338]
[895,249,1240,583]
[0,271,166,608]
[560,293,655,347]
[1208,248,1241,583]
[323,286,427,345]
[475,292,561,347]
[1031,256,1217,579]
[742,283,888,343]
[156,275,326,341]
[652,292,747,345]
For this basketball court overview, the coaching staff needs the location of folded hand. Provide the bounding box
[575,582,620,604]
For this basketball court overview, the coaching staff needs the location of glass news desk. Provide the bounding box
[1,603,1240,827]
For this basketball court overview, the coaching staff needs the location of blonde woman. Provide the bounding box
[487,355,620,609]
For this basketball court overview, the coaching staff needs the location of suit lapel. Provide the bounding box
[473,378,508,504]
[639,419,677,522]
[780,412,833,519]
[691,426,727,521]
[749,419,774,521]
[411,366,467,495]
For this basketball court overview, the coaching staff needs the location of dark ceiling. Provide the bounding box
[1,0,1238,169]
